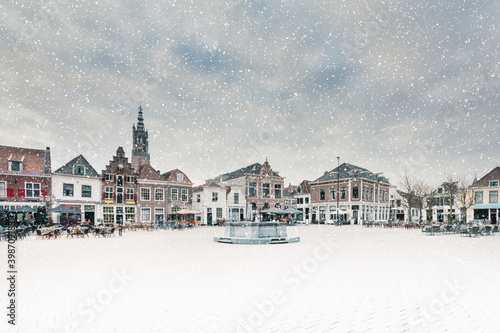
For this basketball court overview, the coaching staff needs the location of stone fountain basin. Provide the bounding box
[214,221,300,244]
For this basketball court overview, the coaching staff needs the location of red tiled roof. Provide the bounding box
[137,163,164,181]
[162,169,193,184]
[0,145,49,173]
[474,167,500,187]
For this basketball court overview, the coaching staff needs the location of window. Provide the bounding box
[196,194,201,203]
[0,181,6,197]
[216,208,223,218]
[171,188,178,201]
[341,187,346,200]
[330,189,335,200]
[105,187,114,199]
[490,191,498,203]
[475,191,483,204]
[126,188,134,201]
[10,161,22,172]
[305,197,309,204]
[74,165,85,175]
[25,182,41,198]
[155,188,164,201]
[176,173,184,182]
[140,208,151,222]
[352,186,359,199]
[249,182,257,197]
[125,207,135,222]
[141,188,151,201]
[127,176,134,183]
[117,176,123,187]
[234,193,239,204]
[103,206,114,224]
[212,192,218,202]
[181,189,188,202]
[320,190,325,201]
[274,184,282,198]
[116,188,123,204]
[490,181,499,187]
[82,185,91,198]
[370,189,373,201]
[155,208,164,223]
[105,174,113,181]
[263,183,270,197]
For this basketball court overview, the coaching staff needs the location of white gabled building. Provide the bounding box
[469,167,500,224]
[52,155,102,224]
[294,180,312,224]
[225,184,247,222]
[429,182,462,223]
[192,181,228,225]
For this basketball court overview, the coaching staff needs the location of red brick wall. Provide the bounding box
[0,174,51,202]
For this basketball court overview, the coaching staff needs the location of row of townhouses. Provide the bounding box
[1,107,499,225]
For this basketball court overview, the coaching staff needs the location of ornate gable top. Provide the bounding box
[260,158,273,176]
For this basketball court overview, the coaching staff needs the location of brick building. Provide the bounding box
[101,147,137,224]
[0,145,52,224]
[310,163,390,224]
[136,163,168,223]
[162,169,193,218]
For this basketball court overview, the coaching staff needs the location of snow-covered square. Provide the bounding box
[2,225,500,333]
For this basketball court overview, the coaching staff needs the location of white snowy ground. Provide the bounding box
[1,225,500,333]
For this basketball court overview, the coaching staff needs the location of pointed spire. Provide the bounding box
[472,172,478,185]
[137,105,144,130]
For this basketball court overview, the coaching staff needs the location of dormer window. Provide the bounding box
[74,165,85,175]
[10,161,22,172]
[490,181,499,187]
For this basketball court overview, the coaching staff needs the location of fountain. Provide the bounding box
[214,220,300,244]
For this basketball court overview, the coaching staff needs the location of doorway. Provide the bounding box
[84,212,95,224]
[491,210,497,224]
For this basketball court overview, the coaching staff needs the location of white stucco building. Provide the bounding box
[52,155,102,224]
[192,181,228,225]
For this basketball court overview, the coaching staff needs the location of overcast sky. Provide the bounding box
[1,0,499,186]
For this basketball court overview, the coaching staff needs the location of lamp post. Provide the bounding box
[336,156,340,226]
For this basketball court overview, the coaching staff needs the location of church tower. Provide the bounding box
[132,105,150,170]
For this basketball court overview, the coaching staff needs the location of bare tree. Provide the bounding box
[444,174,459,223]
[400,170,417,223]
[423,185,437,223]
[414,181,426,223]
[456,176,475,224]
